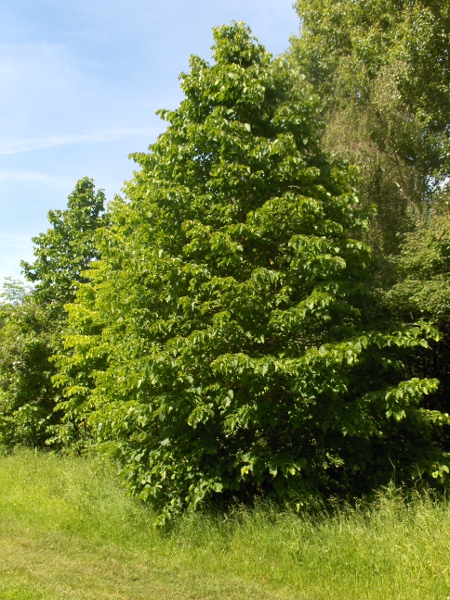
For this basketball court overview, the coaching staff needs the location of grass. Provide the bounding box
[0,449,450,599]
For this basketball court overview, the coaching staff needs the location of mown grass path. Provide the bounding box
[1,450,449,599]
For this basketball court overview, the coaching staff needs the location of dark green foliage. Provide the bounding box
[389,210,450,425]
[54,23,448,522]
[291,0,450,491]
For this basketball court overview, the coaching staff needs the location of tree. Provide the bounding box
[290,0,450,257]
[22,177,107,311]
[56,23,447,522]
[0,179,107,448]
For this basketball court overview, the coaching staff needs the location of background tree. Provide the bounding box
[290,1,450,435]
[290,0,450,258]
[0,178,107,448]
[56,23,447,522]
[22,177,107,312]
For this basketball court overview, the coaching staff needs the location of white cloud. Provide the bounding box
[0,233,31,248]
[0,128,157,156]
[0,169,71,185]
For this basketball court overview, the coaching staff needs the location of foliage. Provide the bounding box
[53,23,449,522]
[21,177,107,312]
[291,0,450,455]
[290,0,450,257]
[0,179,107,448]
[389,210,450,426]
[391,211,450,323]
[0,282,56,447]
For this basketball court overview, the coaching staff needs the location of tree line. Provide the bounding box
[1,2,450,522]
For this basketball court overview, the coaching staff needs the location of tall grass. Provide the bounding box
[0,449,449,599]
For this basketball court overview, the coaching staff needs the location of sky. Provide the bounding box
[0,0,299,286]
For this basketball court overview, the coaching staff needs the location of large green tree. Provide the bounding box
[290,0,450,448]
[55,23,447,522]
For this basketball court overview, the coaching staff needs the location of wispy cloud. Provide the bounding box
[0,233,31,248]
[0,169,71,185]
[0,128,156,156]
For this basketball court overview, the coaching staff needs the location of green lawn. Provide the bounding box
[0,449,449,599]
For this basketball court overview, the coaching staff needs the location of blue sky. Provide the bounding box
[0,0,299,285]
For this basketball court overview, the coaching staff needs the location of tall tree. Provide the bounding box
[290,0,450,257]
[291,0,450,454]
[56,23,447,522]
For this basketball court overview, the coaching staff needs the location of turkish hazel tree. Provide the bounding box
[56,23,448,521]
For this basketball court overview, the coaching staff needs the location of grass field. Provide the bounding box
[0,449,449,599]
